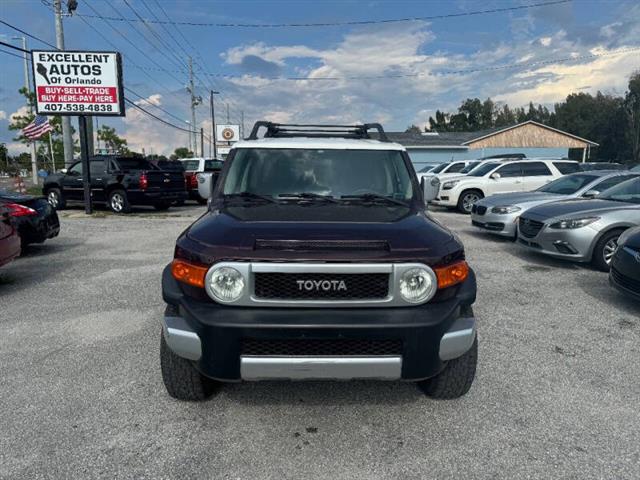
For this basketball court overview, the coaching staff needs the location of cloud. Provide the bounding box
[0,111,6,121]
[10,106,29,122]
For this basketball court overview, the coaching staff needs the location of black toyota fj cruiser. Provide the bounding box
[161,122,478,400]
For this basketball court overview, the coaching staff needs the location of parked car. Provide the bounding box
[0,204,20,267]
[196,165,225,201]
[0,190,60,249]
[416,164,440,175]
[517,177,640,271]
[160,121,478,401]
[44,156,187,213]
[579,162,627,171]
[179,158,223,204]
[431,159,580,214]
[471,171,640,239]
[609,226,640,301]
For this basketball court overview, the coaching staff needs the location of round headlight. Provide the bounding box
[207,266,245,303]
[399,267,436,304]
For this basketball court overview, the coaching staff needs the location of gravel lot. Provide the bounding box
[1,204,639,479]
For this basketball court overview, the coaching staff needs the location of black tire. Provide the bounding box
[196,197,208,205]
[46,187,66,210]
[457,189,483,214]
[154,202,171,211]
[108,189,131,214]
[418,337,478,399]
[160,331,217,401]
[591,229,623,272]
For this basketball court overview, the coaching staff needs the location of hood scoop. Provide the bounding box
[254,239,390,252]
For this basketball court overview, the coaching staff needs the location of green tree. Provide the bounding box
[625,71,640,164]
[171,147,193,160]
[96,125,129,154]
[404,124,422,134]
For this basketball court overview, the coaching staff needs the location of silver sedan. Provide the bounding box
[471,171,639,239]
[516,177,640,271]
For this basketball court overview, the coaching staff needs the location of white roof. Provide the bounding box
[231,137,406,151]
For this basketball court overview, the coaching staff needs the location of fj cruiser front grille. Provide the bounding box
[242,338,402,356]
[519,217,544,238]
[254,272,389,300]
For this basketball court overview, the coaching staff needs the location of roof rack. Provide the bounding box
[247,121,389,142]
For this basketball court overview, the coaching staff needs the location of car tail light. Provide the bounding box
[171,259,208,288]
[434,261,469,289]
[189,174,198,188]
[5,203,37,217]
[140,172,148,191]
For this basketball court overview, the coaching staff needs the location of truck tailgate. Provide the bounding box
[145,171,186,191]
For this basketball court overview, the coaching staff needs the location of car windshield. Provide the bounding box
[222,148,413,201]
[418,165,436,173]
[537,174,598,194]
[429,163,448,173]
[181,160,200,171]
[460,161,481,174]
[597,178,640,204]
[467,162,500,177]
[116,158,154,171]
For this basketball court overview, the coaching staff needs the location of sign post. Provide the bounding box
[30,50,125,214]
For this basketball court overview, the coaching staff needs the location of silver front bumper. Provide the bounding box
[162,311,477,380]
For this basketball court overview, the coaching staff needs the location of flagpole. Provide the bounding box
[48,134,56,173]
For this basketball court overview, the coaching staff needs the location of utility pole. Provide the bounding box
[226,103,230,123]
[14,36,38,184]
[200,128,204,158]
[53,0,74,168]
[187,57,201,156]
[210,90,219,159]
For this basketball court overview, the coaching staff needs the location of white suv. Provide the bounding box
[431,159,579,213]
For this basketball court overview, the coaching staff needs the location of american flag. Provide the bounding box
[22,115,54,140]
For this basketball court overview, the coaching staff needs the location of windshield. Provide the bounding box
[537,174,598,194]
[181,160,200,171]
[460,161,481,174]
[597,177,640,204]
[468,162,500,177]
[222,148,413,200]
[115,158,154,171]
[418,165,436,173]
[204,160,223,171]
[430,163,447,174]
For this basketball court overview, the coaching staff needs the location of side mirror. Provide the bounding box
[421,176,439,203]
[60,168,68,174]
[490,172,501,180]
[583,189,600,198]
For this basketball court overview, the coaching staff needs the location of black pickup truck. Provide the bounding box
[43,156,187,213]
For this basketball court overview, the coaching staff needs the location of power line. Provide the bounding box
[74,0,572,28]
[0,19,57,48]
[126,47,640,82]
[124,87,189,125]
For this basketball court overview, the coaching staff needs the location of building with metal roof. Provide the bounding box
[387,120,598,167]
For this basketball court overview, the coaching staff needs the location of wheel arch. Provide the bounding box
[587,224,631,260]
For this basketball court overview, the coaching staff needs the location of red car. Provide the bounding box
[0,204,21,267]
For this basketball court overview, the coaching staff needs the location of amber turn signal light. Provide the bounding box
[435,261,469,289]
[171,259,208,288]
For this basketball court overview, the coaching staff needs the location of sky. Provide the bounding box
[1,0,639,156]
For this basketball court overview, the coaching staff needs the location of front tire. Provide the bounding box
[196,197,208,205]
[457,190,483,214]
[154,202,171,211]
[418,337,478,399]
[46,187,66,210]
[160,331,217,401]
[592,229,623,272]
[108,189,131,214]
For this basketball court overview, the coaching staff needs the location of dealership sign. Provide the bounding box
[216,124,240,142]
[31,50,125,117]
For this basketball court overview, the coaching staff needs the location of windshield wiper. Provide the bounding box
[340,193,410,207]
[278,192,338,203]
[223,192,277,203]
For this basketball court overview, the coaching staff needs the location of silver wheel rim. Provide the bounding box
[603,238,618,264]
[48,191,58,208]
[111,193,124,212]
[462,193,480,212]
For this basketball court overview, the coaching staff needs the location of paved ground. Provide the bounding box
[1,204,639,479]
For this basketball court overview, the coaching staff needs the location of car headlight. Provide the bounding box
[549,217,600,229]
[430,177,440,187]
[206,266,245,303]
[442,180,460,190]
[398,267,437,304]
[491,205,522,214]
